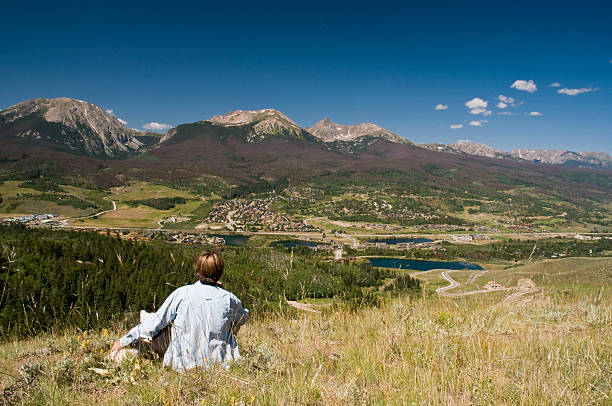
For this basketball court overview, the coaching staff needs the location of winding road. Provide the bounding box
[340,233,360,248]
[226,210,237,231]
[436,270,513,298]
[70,199,117,221]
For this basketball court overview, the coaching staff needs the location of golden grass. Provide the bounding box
[69,181,215,228]
[1,295,610,404]
[485,257,612,295]
[1,258,611,405]
[76,200,204,229]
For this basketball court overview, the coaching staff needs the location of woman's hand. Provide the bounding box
[110,340,123,360]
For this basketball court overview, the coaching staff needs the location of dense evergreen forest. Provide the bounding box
[124,197,189,210]
[0,225,419,338]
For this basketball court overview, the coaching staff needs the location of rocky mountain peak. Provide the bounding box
[207,109,304,142]
[208,109,293,126]
[450,140,506,158]
[307,118,408,144]
[0,97,142,156]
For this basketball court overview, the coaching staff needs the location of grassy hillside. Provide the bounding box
[1,258,610,404]
[484,257,612,291]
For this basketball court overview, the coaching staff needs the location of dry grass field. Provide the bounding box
[1,257,610,405]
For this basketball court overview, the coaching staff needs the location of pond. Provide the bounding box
[367,237,433,244]
[272,239,319,248]
[367,257,482,271]
[210,235,250,247]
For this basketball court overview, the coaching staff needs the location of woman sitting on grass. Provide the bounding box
[110,251,249,371]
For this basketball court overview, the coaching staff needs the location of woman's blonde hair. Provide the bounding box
[193,251,224,285]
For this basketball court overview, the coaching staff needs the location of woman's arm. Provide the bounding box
[111,289,181,357]
[229,295,249,334]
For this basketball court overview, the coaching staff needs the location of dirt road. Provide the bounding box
[436,270,512,298]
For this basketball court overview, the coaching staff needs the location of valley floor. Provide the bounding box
[1,258,611,405]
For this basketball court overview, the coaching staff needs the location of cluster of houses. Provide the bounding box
[473,225,500,233]
[494,219,535,231]
[206,198,316,232]
[331,198,442,224]
[343,222,403,231]
[357,241,436,250]
[166,233,226,246]
[412,224,467,231]
[98,230,228,246]
[1,213,62,227]
[508,223,535,231]
[451,234,491,242]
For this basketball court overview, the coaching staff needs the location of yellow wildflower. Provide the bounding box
[161,389,169,406]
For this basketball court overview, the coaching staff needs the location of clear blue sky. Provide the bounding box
[1,1,611,152]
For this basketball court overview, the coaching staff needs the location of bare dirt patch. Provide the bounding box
[501,278,550,306]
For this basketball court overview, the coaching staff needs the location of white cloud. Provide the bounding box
[496,94,517,109]
[450,124,463,129]
[118,118,128,126]
[497,111,512,116]
[469,120,487,127]
[435,104,448,110]
[457,139,470,144]
[549,82,561,88]
[558,87,598,96]
[465,97,487,110]
[465,97,491,115]
[511,79,537,93]
[143,122,172,131]
[527,111,543,116]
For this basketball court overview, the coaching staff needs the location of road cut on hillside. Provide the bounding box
[436,270,513,298]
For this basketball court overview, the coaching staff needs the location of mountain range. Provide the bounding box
[419,140,612,169]
[1,98,609,170]
[0,96,610,207]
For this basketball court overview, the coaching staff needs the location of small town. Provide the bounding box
[204,197,316,232]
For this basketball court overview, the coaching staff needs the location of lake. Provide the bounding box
[367,257,482,271]
[367,238,433,244]
[210,235,250,247]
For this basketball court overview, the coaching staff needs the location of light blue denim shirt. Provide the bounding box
[119,281,249,371]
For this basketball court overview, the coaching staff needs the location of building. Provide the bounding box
[333,247,344,262]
